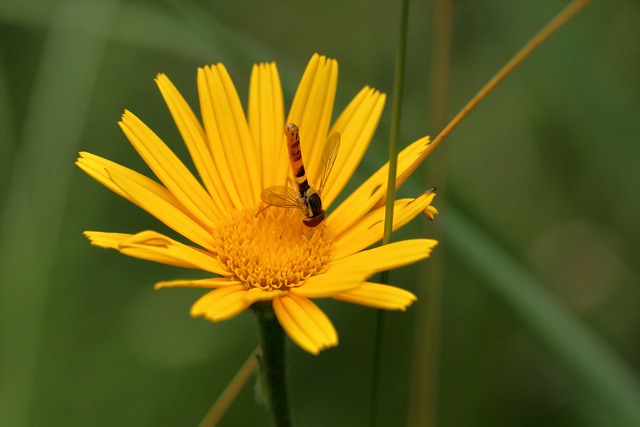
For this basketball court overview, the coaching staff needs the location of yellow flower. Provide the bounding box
[77,54,438,355]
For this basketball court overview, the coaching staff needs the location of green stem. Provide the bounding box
[252,302,293,427]
[372,0,411,425]
[381,0,410,255]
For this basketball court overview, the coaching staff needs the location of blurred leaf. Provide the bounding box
[438,201,640,426]
[0,1,120,426]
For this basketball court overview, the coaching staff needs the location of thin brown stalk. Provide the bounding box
[198,347,261,427]
[390,0,590,198]
[407,0,452,425]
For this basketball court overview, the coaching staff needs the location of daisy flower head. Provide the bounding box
[77,53,438,355]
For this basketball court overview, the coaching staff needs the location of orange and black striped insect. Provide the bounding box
[261,123,340,227]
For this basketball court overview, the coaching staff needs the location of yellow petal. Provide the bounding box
[332,282,417,310]
[333,192,437,259]
[77,151,183,210]
[119,110,220,228]
[323,87,386,208]
[289,271,366,298]
[327,136,431,237]
[84,231,133,250]
[114,230,228,275]
[84,231,190,268]
[244,288,285,303]
[328,239,439,275]
[248,62,287,189]
[190,284,251,321]
[106,166,216,251]
[198,64,259,208]
[155,277,242,289]
[76,152,131,202]
[287,54,338,185]
[196,67,242,210]
[155,73,231,214]
[273,294,338,355]
[84,230,227,273]
[424,205,439,220]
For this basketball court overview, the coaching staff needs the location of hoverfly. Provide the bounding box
[260,123,340,227]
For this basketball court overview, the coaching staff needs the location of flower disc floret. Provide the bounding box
[213,209,335,291]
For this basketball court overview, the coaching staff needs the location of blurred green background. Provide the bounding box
[2,0,639,426]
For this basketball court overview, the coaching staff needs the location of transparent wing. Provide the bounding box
[261,185,301,208]
[317,132,341,194]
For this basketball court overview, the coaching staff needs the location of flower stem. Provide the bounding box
[381,0,411,255]
[253,302,293,427]
[372,0,411,425]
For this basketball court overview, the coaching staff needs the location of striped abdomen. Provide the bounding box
[284,123,325,226]
[284,123,311,196]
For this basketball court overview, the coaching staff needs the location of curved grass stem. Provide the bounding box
[392,0,591,194]
[198,347,260,427]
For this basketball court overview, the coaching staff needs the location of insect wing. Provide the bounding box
[317,132,340,194]
[261,185,301,208]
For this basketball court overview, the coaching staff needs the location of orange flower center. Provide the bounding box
[212,208,335,291]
